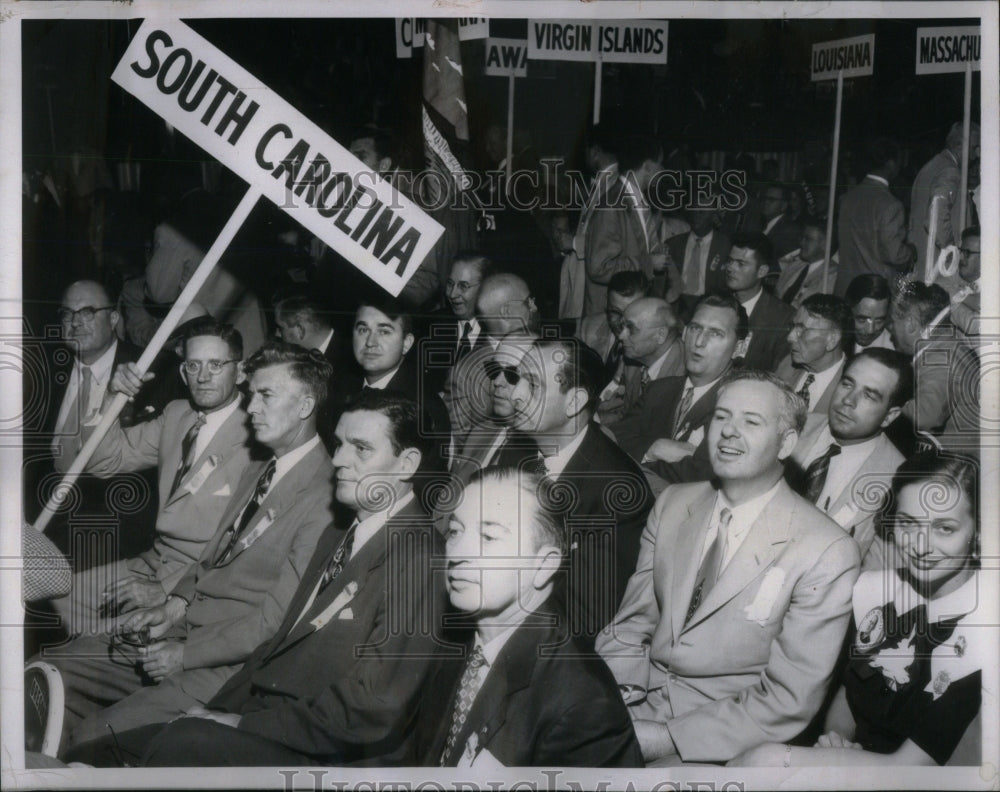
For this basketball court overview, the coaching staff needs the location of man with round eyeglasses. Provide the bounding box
[49,319,255,638]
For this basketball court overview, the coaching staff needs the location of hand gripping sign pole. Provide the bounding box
[811,33,875,293]
[34,19,443,534]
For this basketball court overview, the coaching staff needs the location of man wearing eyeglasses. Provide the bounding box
[48,319,255,638]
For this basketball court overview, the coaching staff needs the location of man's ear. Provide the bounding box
[531,545,562,590]
[825,330,842,354]
[881,405,902,429]
[778,428,799,461]
[397,447,422,480]
[298,393,317,420]
[378,156,393,174]
[756,263,771,281]
[234,361,247,386]
[402,332,415,356]
[109,309,121,333]
[564,386,589,419]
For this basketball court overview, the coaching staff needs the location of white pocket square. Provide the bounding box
[337,608,354,620]
[744,566,786,625]
[211,484,231,497]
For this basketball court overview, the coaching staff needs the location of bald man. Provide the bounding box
[599,298,684,426]
[474,273,540,345]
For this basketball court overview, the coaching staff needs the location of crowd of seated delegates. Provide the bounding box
[24,118,986,770]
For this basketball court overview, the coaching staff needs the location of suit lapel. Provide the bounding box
[677,379,722,438]
[670,485,717,638]
[162,406,249,508]
[684,485,795,631]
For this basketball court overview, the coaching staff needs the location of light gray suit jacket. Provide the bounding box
[86,398,255,594]
[596,479,860,762]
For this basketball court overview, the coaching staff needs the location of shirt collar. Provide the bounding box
[475,620,522,666]
[716,479,783,538]
[818,420,881,458]
[684,373,723,404]
[541,424,590,479]
[366,363,402,390]
[646,339,678,380]
[272,433,321,484]
[865,173,889,188]
[352,489,415,557]
[77,340,118,385]
[317,329,335,355]
[763,214,783,235]
[199,394,241,439]
[740,288,764,317]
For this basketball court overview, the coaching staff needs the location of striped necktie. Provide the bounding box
[796,373,815,409]
[685,508,732,624]
[170,412,206,496]
[215,459,276,564]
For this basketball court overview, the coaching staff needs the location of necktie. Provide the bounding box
[685,508,732,624]
[216,459,276,564]
[169,412,206,496]
[796,373,815,410]
[318,520,358,593]
[440,645,488,766]
[800,443,842,505]
[530,454,548,476]
[79,365,95,421]
[684,236,704,295]
[604,339,624,386]
[782,262,811,304]
[456,322,472,362]
[672,386,694,439]
[639,366,651,393]
[53,365,94,472]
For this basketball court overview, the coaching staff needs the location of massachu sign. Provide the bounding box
[811,34,875,81]
[113,19,442,297]
[916,27,981,74]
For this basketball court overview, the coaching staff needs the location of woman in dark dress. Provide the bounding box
[734,451,984,767]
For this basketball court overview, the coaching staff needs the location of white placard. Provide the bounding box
[485,38,528,77]
[458,18,489,42]
[597,20,668,64]
[113,19,443,297]
[528,19,598,63]
[811,34,875,81]
[916,26,981,74]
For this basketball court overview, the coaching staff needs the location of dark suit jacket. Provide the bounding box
[741,289,794,373]
[541,424,654,645]
[764,213,802,259]
[317,332,363,453]
[209,497,447,765]
[417,598,642,767]
[417,314,492,397]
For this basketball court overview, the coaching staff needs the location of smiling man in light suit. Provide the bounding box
[596,368,860,765]
[49,341,333,756]
[51,320,254,637]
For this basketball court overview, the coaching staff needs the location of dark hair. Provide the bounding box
[619,134,663,173]
[961,226,980,244]
[607,270,652,299]
[846,348,914,408]
[862,136,902,171]
[273,294,333,331]
[534,337,605,414]
[467,467,567,555]
[691,292,750,340]
[356,293,414,337]
[845,274,891,308]
[350,124,396,165]
[729,231,775,274]
[893,281,950,328]
[718,367,807,434]
[879,451,979,561]
[585,125,621,159]
[451,251,495,281]
[183,319,244,361]
[800,293,854,353]
[799,215,827,237]
[243,340,332,407]
[343,388,432,463]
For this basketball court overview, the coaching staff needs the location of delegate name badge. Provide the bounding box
[855,606,885,651]
[183,455,220,495]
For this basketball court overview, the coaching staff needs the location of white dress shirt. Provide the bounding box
[192,396,242,461]
[793,355,844,408]
[54,340,118,443]
[802,424,882,513]
[699,481,782,571]
[539,425,589,480]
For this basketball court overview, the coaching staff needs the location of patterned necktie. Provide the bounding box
[530,453,548,476]
[684,235,704,295]
[170,412,206,496]
[456,322,472,362]
[800,443,842,505]
[440,645,488,766]
[685,508,732,624]
[318,520,358,593]
[216,459,276,564]
[672,386,694,439]
[796,373,815,410]
[54,365,94,471]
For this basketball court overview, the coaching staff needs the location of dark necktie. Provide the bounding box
[169,412,206,496]
[796,373,815,410]
[782,263,812,304]
[684,235,704,295]
[604,339,624,386]
[456,322,472,362]
[440,645,488,766]
[685,508,732,624]
[672,386,694,439]
[216,459,276,564]
[800,443,842,505]
[530,453,548,477]
[318,520,358,593]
